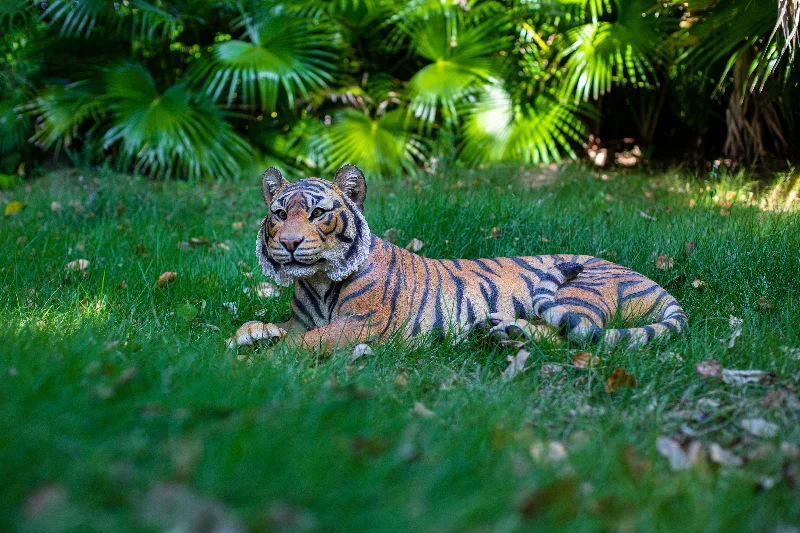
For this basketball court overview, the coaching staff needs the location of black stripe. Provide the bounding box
[411,258,431,335]
[432,263,445,336]
[382,246,397,303]
[292,295,314,328]
[509,257,546,276]
[297,281,324,320]
[338,280,377,309]
[466,298,476,324]
[489,258,504,268]
[512,296,527,318]
[474,271,499,313]
[555,296,609,323]
[347,262,375,285]
[473,259,499,276]
[440,261,464,323]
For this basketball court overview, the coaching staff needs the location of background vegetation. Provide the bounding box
[1,0,799,181]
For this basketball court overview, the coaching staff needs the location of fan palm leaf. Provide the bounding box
[0,97,32,155]
[309,109,427,176]
[392,1,511,128]
[102,63,253,179]
[27,81,101,152]
[559,0,670,103]
[460,85,587,165]
[192,6,338,112]
[42,0,118,38]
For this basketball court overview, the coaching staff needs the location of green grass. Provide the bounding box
[1,165,799,532]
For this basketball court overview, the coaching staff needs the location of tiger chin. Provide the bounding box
[231,164,686,353]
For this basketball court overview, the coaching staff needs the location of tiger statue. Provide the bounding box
[232,165,686,352]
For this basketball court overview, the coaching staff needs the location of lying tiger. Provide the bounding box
[232,165,686,352]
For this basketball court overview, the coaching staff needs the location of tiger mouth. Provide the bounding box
[283,258,325,267]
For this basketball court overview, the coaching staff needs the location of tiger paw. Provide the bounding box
[488,318,561,345]
[227,321,286,349]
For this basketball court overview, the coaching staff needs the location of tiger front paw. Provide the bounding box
[227,321,287,349]
[487,316,561,345]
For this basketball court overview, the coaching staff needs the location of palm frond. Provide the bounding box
[309,109,427,176]
[192,6,338,112]
[394,2,512,128]
[42,0,119,38]
[102,63,254,179]
[0,97,32,155]
[27,81,101,152]
[460,85,587,165]
[559,0,670,102]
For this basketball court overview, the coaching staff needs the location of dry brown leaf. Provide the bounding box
[405,238,424,252]
[117,280,128,289]
[539,236,550,243]
[65,259,90,272]
[757,297,773,310]
[142,483,244,533]
[571,351,600,368]
[696,360,722,378]
[489,226,502,239]
[348,343,373,363]
[740,418,778,438]
[501,349,531,381]
[684,241,697,254]
[605,368,636,393]
[256,281,280,298]
[411,401,435,418]
[691,277,711,290]
[50,201,63,212]
[189,236,210,246]
[655,254,674,271]
[156,271,178,286]
[215,242,231,252]
[231,221,244,230]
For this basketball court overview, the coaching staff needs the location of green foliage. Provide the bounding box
[0,0,798,178]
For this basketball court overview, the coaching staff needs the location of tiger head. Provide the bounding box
[256,164,372,286]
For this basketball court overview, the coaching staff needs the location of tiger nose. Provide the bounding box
[280,236,304,253]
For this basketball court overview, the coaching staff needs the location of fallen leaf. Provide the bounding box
[741,418,779,438]
[708,443,743,467]
[412,401,435,418]
[383,228,400,242]
[348,343,373,363]
[141,483,244,533]
[132,243,147,255]
[540,363,564,376]
[222,302,238,315]
[156,271,178,286]
[655,254,674,271]
[16,236,27,245]
[691,277,711,290]
[637,209,657,221]
[605,368,636,393]
[394,370,409,388]
[657,351,684,363]
[684,241,697,254]
[757,297,773,310]
[189,236,210,246]
[50,201,63,212]
[539,236,550,243]
[502,349,531,381]
[656,437,695,471]
[115,201,125,218]
[117,280,128,289]
[721,369,775,386]
[202,323,220,332]
[724,315,743,348]
[215,242,231,252]
[231,221,244,230]
[24,483,68,518]
[779,346,800,361]
[405,238,424,252]
[65,259,90,272]
[530,440,568,462]
[266,501,318,533]
[4,201,25,216]
[696,360,722,378]
[489,226,502,239]
[256,281,280,298]
[571,351,600,369]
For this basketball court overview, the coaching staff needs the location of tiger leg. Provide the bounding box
[485,313,562,344]
[292,314,377,353]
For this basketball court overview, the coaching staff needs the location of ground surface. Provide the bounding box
[1,165,799,532]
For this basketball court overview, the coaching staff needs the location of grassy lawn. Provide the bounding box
[2,165,800,532]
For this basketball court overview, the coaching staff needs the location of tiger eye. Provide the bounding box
[275,209,287,220]
[311,208,324,219]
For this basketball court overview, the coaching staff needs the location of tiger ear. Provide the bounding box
[262,167,288,206]
[333,164,367,211]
